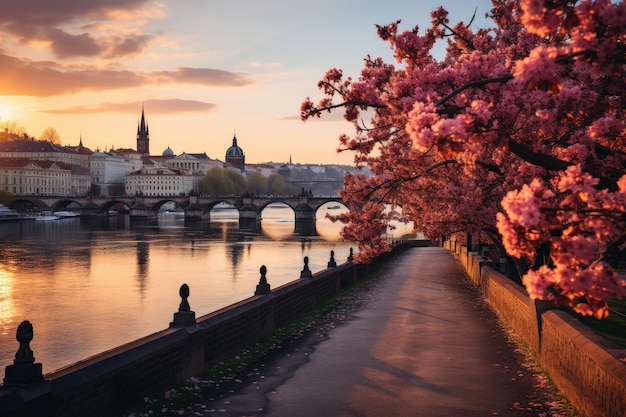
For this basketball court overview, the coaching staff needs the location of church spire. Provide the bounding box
[137,105,150,154]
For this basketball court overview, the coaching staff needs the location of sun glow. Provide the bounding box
[0,100,18,122]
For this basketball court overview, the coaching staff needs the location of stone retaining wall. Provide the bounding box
[0,247,401,417]
[445,240,626,417]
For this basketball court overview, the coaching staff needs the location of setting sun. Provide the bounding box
[0,99,17,122]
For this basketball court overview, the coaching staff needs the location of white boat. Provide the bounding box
[36,215,60,221]
[54,210,79,218]
[0,204,19,222]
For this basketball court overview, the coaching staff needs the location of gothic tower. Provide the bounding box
[137,106,150,154]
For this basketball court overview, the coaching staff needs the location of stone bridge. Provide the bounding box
[8,195,348,231]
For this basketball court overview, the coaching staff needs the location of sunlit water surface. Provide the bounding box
[0,204,413,373]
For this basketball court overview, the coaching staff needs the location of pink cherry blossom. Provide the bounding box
[302,0,626,318]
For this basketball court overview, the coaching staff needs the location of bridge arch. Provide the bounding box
[9,197,51,213]
[97,200,132,216]
[50,199,83,212]
[257,200,297,213]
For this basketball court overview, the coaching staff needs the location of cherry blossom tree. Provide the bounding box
[301,0,626,318]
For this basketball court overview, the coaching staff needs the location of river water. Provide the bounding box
[0,203,410,374]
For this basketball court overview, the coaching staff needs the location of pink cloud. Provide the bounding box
[0,0,154,59]
[0,53,255,96]
[43,99,216,114]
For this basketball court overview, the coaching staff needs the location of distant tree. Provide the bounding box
[268,174,297,195]
[198,167,235,195]
[0,120,27,138]
[40,127,61,144]
[0,190,12,205]
[224,169,248,195]
[247,171,268,195]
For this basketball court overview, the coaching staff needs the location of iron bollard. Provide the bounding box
[171,283,196,326]
[3,320,44,386]
[255,265,271,295]
[300,256,313,278]
[327,250,337,268]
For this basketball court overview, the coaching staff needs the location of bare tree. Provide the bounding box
[40,127,61,144]
[0,120,27,139]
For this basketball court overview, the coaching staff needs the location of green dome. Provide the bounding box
[226,136,244,157]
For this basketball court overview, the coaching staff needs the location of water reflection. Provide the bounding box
[0,204,364,373]
[0,267,15,338]
[0,203,415,373]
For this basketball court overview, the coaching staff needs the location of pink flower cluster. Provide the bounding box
[498,166,626,316]
[513,46,561,84]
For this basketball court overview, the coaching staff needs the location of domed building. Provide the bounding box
[162,146,175,157]
[277,164,291,178]
[225,135,245,170]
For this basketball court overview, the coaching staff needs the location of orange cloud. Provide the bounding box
[43,98,216,114]
[0,54,255,96]
[0,0,161,59]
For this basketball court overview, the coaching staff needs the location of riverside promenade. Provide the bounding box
[171,246,572,417]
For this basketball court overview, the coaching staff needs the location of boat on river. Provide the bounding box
[0,204,19,222]
[54,210,79,218]
[36,215,60,221]
[36,211,60,221]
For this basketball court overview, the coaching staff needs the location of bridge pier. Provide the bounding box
[184,198,209,221]
[130,202,157,219]
[80,203,102,217]
[294,203,317,235]
[238,199,261,231]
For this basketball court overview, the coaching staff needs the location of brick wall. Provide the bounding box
[446,240,626,417]
[541,310,626,417]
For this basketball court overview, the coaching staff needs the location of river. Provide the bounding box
[0,203,413,374]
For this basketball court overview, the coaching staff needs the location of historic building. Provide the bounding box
[151,147,221,175]
[90,150,137,196]
[136,106,150,155]
[0,158,90,196]
[0,139,90,168]
[125,166,196,197]
[225,135,245,171]
[0,139,92,196]
[0,109,261,198]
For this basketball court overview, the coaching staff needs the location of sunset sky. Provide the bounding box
[0,0,493,164]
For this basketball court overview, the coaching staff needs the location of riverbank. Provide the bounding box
[1,242,408,417]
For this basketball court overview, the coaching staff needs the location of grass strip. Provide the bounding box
[123,257,394,417]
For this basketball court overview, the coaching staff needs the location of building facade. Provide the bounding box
[125,166,198,197]
[90,150,137,196]
[163,152,222,174]
[0,158,90,196]
[0,139,91,168]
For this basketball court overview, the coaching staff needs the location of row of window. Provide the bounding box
[0,177,71,186]
[2,171,69,177]
[2,185,89,196]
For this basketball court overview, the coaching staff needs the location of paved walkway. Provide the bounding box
[175,246,572,417]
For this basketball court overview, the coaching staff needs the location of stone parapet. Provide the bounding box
[446,239,626,417]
